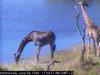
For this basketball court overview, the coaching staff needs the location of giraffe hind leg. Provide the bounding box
[50,44,56,61]
[93,38,97,57]
[96,34,100,58]
[96,42,100,58]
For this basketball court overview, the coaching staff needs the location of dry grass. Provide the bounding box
[0,44,100,75]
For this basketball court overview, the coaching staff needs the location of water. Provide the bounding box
[0,0,100,63]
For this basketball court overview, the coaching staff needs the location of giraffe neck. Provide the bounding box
[79,2,93,28]
[16,35,31,59]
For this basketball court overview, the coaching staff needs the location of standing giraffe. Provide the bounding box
[77,1,100,59]
[14,31,56,64]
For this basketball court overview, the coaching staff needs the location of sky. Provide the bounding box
[0,0,100,63]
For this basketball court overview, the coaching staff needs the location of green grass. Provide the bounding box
[0,44,100,75]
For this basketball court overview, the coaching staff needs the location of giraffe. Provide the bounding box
[14,31,56,64]
[77,1,100,59]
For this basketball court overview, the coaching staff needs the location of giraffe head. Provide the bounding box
[78,0,88,8]
[74,0,88,12]
[14,53,20,64]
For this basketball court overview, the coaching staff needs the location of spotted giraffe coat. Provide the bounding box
[14,31,56,63]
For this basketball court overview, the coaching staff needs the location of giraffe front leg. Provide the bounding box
[87,37,91,59]
[34,46,41,65]
[50,44,56,62]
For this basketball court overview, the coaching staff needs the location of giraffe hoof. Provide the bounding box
[34,60,40,65]
[34,58,40,65]
[33,62,37,66]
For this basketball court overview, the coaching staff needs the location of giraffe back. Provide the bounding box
[30,31,55,46]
